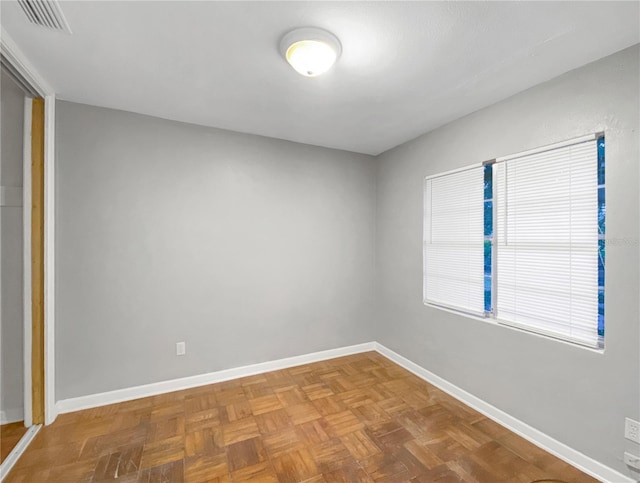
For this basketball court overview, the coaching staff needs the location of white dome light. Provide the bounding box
[280,27,341,77]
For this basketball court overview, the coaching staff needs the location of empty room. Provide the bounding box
[0,1,639,482]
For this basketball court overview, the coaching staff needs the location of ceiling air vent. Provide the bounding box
[18,0,72,34]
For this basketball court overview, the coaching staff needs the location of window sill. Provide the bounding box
[423,301,605,354]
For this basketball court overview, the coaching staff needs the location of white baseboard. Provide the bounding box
[0,424,40,482]
[0,408,24,425]
[56,342,376,415]
[374,342,636,483]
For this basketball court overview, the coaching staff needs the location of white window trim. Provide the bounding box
[423,162,483,181]
[495,133,601,162]
[423,301,605,353]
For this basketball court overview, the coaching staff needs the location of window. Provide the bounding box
[424,134,604,349]
[424,166,485,315]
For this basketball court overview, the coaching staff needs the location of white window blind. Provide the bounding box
[494,138,599,347]
[424,166,485,315]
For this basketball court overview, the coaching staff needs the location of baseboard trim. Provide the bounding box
[0,424,40,482]
[374,342,636,483]
[0,408,24,425]
[56,342,376,415]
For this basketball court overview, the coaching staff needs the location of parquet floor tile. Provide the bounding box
[308,438,352,473]
[4,352,600,482]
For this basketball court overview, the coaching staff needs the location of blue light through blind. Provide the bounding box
[484,164,493,313]
[597,137,605,338]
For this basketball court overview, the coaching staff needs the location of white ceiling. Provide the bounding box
[2,1,639,155]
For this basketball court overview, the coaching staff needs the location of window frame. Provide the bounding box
[423,133,605,351]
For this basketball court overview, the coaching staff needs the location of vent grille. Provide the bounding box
[18,0,71,34]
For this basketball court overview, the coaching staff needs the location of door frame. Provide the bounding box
[1,28,56,426]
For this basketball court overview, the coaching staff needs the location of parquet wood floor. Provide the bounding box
[5,352,599,482]
[1,421,28,463]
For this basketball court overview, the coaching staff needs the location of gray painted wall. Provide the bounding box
[0,70,25,421]
[376,45,639,475]
[55,102,377,400]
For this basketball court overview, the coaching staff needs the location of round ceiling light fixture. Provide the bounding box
[280,27,342,77]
